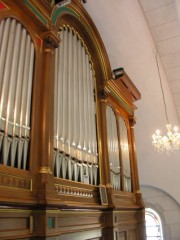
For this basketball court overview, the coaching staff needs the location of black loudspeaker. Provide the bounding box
[112,68,124,80]
[55,0,64,4]
[55,0,71,7]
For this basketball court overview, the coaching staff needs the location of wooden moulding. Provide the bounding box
[106,71,141,115]
[53,178,101,207]
[111,71,141,103]
[0,209,34,239]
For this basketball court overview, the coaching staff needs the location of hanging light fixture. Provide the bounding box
[152,51,180,153]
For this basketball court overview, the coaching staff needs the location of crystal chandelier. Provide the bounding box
[152,51,180,153]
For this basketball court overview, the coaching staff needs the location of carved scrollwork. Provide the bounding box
[41,31,60,52]
[99,88,110,102]
[129,115,136,128]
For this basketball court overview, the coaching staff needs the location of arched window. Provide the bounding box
[145,207,164,240]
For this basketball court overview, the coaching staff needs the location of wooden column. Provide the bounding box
[129,116,144,208]
[98,88,114,207]
[36,31,60,203]
[98,88,110,186]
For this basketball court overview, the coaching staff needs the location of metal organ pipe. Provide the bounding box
[77,37,82,154]
[1,19,17,166]
[62,30,68,151]
[6,23,21,133]
[67,29,73,155]
[72,31,78,157]
[106,106,121,191]
[54,26,98,185]
[0,18,34,169]
[23,42,34,170]
[0,18,10,125]
[6,22,21,167]
[119,117,132,192]
[0,19,4,49]
[1,19,16,126]
[57,31,63,152]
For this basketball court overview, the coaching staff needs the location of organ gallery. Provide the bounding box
[0,0,146,239]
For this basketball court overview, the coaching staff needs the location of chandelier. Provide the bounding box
[152,51,180,153]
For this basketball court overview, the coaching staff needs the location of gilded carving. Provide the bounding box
[99,88,110,102]
[129,115,136,128]
[39,166,52,174]
[41,31,60,51]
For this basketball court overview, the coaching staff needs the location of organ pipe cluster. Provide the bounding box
[54,26,98,185]
[0,18,34,169]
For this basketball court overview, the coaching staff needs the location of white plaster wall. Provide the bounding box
[84,0,180,203]
[141,185,180,240]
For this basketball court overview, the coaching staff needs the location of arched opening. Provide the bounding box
[145,207,164,240]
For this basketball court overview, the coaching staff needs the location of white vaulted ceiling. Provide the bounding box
[139,0,180,120]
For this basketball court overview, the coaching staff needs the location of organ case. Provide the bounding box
[0,0,146,239]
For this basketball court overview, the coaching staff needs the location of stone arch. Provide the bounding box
[141,185,180,240]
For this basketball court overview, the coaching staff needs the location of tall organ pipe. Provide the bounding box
[0,18,10,125]
[77,38,82,153]
[106,106,121,190]
[57,31,63,151]
[72,31,78,156]
[1,19,16,126]
[0,18,34,169]
[54,26,98,184]
[0,19,5,49]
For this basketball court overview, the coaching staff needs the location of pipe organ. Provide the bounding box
[0,17,34,170]
[0,1,146,240]
[54,26,98,185]
[119,116,132,192]
[106,105,121,191]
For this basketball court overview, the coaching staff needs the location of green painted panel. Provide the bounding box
[23,0,48,26]
[48,217,55,229]
[52,7,79,24]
